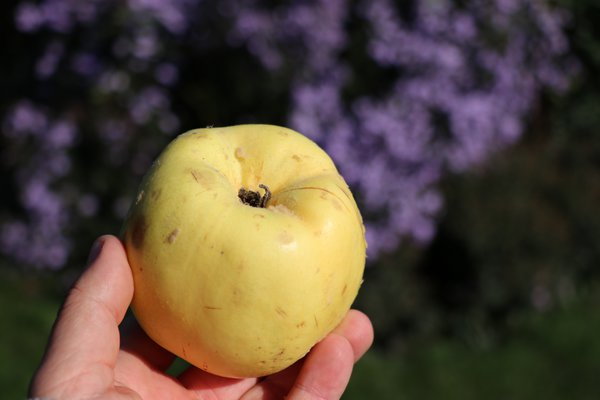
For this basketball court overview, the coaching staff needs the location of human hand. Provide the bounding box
[29,235,374,399]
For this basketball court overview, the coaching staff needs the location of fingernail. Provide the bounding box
[86,238,104,266]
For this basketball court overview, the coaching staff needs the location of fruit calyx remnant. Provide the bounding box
[239,184,271,208]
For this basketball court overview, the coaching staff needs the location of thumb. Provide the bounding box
[29,235,134,398]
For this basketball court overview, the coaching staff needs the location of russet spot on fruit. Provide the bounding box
[121,124,366,378]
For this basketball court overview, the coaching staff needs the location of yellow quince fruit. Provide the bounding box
[121,124,366,378]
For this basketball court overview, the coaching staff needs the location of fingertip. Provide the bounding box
[86,236,105,265]
[93,234,128,264]
[288,334,354,400]
[333,309,374,362]
[71,234,134,324]
[319,333,355,369]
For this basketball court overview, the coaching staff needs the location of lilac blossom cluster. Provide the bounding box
[4,0,185,268]
[2,101,76,268]
[225,0,575,256]
[2,0,574,268]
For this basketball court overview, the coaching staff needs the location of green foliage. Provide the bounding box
[0,267,61,398]
[5,265,600,399]
[347,292,600,399]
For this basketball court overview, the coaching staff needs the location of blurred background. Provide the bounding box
[1,0,600,398]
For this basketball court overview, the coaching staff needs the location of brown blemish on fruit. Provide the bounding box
[131,215,147,249]
[182,346,187,358]
[190,169,202,183]
[204,305,222,310]
[342,283,347,295]
[278,231,294,245]
[275,307,288,318]
[190,169,214,189]
[314,315,319,327]
[296,321,306,328]
[234,147,246,160]
[279,186,351,213]
[165,228,180,244]
[292,154,302,162]
[330,198,342,211]
[253,213,265,219]
[268,203,295,217]
[272,348,286,362]
[232,288,243,306]
[151,188,162,201]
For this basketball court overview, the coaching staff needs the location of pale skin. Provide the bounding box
[29,235,374,399]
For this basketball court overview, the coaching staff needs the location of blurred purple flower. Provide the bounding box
[1,101,76,268]
[225,0,348,71]
[228,0,575,258]
[2,0,576,268]
[14,2,43,32]
[98,70,131,93]
[14,0,104,33]
[127,0,195,34]
[129,86,171,125]
[132,31,159,60]
[154,63,179,86]
[3,101,49,137]
[71,53,101,77]
[0,175,72,270]
[36,41,65,79]
[78,194,100,217]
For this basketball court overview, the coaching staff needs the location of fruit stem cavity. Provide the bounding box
[238,184,271,208]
